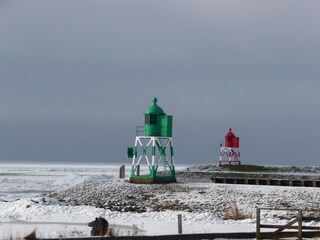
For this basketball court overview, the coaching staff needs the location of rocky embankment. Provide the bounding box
[50,180,198,213]
[49,165,320,219]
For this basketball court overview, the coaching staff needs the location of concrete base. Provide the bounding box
[129,176,176,184]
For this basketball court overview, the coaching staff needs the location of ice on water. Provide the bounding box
[0,163,131,238]
[0,163,122,201]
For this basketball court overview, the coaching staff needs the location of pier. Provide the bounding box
[212,176,320,187]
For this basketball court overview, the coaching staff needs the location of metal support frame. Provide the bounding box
[130,136,176,183]
[219,147,241,165]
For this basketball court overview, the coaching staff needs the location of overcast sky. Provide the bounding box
[0,0,319,166]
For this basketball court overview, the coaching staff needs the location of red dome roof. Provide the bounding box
[225,128,235,138]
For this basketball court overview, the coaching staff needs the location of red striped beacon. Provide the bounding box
[219,128,240,165]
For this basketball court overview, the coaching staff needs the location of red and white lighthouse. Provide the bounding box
[219,128,240,165]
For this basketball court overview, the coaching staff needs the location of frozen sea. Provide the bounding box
[0,163,135,238]
[0,163,125,202]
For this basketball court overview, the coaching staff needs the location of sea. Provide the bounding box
[0,162,129,202]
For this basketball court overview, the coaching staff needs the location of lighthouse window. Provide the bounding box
[145,114,157,124]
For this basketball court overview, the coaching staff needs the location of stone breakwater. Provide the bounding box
[50,180,198,213]
[49,168,320,219]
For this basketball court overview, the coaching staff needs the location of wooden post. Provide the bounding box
[119,165,125,179]
[256,208,260,239]
[178,214,182,234]
[298,210,302,240]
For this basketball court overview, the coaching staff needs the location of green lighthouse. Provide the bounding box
[128,98,176,184]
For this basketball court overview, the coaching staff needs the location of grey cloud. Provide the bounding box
[0,0,319,165]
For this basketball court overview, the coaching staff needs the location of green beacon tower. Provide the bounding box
[128,98,176,184]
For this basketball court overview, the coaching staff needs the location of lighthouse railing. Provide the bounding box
[136,126,145,136]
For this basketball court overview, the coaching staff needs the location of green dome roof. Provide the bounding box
[144,98,165,115]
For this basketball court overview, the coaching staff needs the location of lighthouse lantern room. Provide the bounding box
[219,128,241,165]
[127,98,176,184]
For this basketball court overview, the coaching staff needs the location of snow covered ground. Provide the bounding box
[0,163,124,238]
[0,163,319,239]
